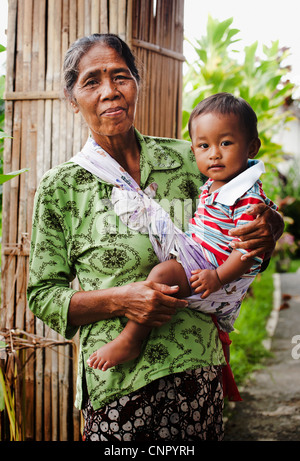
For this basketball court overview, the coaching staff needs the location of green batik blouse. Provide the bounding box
[27,129,225,410]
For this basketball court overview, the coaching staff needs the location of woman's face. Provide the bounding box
[71,43,139,142]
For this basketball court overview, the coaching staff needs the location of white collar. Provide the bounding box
[213,159,265,206]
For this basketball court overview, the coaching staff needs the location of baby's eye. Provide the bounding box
[200,143,209,149]
[221,140,232,146]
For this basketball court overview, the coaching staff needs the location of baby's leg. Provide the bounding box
[147,258,191,298]
[87,259,190,371]
[87,320,151,371]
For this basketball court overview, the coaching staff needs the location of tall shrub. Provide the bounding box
[182,16,296,201]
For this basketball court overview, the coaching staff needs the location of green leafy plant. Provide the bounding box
[182,15,296,188]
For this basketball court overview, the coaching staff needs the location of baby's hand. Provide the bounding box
[190,269,222,299]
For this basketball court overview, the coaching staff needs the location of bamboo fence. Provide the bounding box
[1,0,185,441]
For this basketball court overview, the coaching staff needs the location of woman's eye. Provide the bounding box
[85,79,98,87]
[114,75,128,83]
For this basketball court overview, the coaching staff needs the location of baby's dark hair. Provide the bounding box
[188,93,259,142]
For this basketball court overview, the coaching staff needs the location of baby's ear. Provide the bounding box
[248,138,261,159]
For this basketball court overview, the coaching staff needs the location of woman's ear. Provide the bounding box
[64,88,79,113]
[248,137,261,159]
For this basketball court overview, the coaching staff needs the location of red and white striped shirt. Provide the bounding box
[188,160,278,275]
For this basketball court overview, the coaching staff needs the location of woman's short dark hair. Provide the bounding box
[63,33,140,98]
[188,92,259,141]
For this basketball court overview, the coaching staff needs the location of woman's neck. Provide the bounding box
[92,127,141,184]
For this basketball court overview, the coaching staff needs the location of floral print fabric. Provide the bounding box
[82,366,224,441]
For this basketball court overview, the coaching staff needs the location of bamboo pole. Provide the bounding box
[91,0,100,33]
[1,0,17,331]
[118,0,126,41]
[109,0,118,34]
[100,0,108,33]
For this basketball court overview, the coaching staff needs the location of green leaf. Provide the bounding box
[0,168,29,184]
[196,48,207,64]
[244,42,258,75]
[0,131,12,139]
[0,382,5,411]
[213,17,234,44]
[0,367,6,411]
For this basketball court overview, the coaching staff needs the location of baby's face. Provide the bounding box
[190,112,258,189]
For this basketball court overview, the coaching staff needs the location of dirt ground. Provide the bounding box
[223,270,300,442]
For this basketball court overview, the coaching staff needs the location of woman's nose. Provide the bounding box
[100,79,118,99]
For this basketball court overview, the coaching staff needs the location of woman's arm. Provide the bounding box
[228,203,284,260]
[68,281,188,328]
[28,170,188,339]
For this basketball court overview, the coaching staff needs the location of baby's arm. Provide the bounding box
[190,250,254,299]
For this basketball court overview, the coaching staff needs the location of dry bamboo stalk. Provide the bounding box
[69,0,77,44]
[51,0,62,168]
[100,0,108,33]
[43,0,55,440]
[17,0,32,327]
[6,109,21,328]
[77,0,85,38]
[91,0,100,33]
[60,0,70,164]
[51,329,59,440]
[1,0,17,330]
[6,0,25,331]
[118,0,126,41]
[109,0,118,34]
[44,325,52,441]
[74,0,85,153]
[58,342,67,440]
[84,0,91,35]
[23,0,35,440]
[35,0,46,186]
[131,0,138,40]
[4,90,61,100]
[138,0,144,42]
[126,0,133,45]
[44,0,54,173]
[68,0,77,158]
[35,320,45,441]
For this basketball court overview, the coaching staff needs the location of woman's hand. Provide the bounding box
[118,281,188,327]
[68,281,188,328]
[229,204,284,261]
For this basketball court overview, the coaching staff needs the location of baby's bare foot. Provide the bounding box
[87,334,142,371]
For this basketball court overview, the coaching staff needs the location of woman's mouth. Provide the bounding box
[101,107,125,117]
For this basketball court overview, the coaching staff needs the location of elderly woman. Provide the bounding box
[27,34,283,442]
